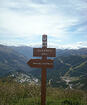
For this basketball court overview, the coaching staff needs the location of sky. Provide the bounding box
[0,0,87,49]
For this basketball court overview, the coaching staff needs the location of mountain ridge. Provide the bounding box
[0,44,87,89]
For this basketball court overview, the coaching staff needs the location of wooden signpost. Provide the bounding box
[27,59,54,68]
[27,34,56,105]
[33,48,56,57]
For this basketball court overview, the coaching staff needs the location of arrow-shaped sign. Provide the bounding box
[27,59,53,68]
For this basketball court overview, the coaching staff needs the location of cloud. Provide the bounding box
[0,0,87,48]
[0,4,78,37]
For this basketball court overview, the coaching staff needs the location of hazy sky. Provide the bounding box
[0,0,87,49]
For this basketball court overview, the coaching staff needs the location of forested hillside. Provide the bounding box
[0,45,31,77]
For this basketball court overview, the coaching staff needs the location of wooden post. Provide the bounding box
[41,67,47,105]
[41,35,47,105]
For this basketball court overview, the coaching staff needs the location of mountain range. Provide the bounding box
[0,44,87,89]
[0,44,32,77]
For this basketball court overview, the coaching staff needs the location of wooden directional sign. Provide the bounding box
[27,34,56,105]
[33,48,56,57]
[27,59,53,68]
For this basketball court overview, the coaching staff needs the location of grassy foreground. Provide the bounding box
[0,78,87,105]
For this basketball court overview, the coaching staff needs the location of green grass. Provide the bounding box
[0,78,87,105]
